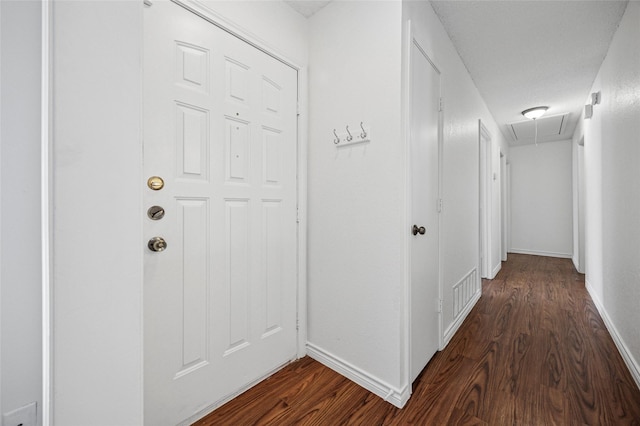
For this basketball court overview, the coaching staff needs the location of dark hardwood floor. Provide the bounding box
[194,254,640,425]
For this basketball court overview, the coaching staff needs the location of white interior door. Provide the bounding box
[143,2,298,424]
[410,40,441,383]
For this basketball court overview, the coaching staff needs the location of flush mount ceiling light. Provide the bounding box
[522,106,549,120]
[521,106,549,145]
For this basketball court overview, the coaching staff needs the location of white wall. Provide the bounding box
[509,140,573,258]
[1,1,43,423]
[572,117,585,273]
[51,2,143,424]
[583,0,640,386]
[50,1,308,424]
[306,0,509,405]
[403,1,508,339]
[307,0,406,398]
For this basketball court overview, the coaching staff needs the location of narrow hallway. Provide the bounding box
[195,254,640,424]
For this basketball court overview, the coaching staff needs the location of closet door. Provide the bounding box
[409,38,441,382]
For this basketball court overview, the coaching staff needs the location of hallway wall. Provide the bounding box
[509,140,573,258]
[307,0,406,401]
[306,0,509,406]
[403,1,509,342]
[0,1,43,423]
[51,2,143,424]
[583,0,640,387]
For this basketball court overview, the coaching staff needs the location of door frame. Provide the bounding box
[166,0,308,359]
[500,151,507,261]
[478,121,492,279]
[403,20,443,396]
[43,2,308,424]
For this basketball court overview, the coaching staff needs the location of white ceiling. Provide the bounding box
[285,0,629,145]
[284,0,331,18]
[428,0,628,145]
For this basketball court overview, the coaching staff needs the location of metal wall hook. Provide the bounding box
[333,129,340,144]
[345,125,353,142]
[359,122,367,139]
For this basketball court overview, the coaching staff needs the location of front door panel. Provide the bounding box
[143,3,298,424]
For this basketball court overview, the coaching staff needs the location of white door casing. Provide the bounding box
[501,151,507,261]
[479,122,492,279]
[143,2,298,424]
[409,39,441,383]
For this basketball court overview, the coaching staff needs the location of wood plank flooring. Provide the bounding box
[194,254,640,425]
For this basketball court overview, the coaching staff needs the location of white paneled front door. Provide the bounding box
[410,39,441,383]
[143,2,298,424]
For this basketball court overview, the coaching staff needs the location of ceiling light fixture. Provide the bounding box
[522,106,549,120]
[521,106,549,145]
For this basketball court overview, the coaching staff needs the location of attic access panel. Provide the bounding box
[509,113,568,141]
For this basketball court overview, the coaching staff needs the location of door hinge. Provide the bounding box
[439,97,444,112]
[296,207,300,224]
[437,198,443,213]
[438,299,443,313]
[296,102,300,117]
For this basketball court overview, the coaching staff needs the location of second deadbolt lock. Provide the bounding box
[147,205,165,220]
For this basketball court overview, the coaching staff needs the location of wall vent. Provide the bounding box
[453,269,479,319]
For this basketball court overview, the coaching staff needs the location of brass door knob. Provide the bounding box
[412,225,426,236]
[148,237,167,252]
[147,176,165,190]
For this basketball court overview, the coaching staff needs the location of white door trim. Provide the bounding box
[168,0,308,358]
[500,151,507,262]
[41,1,52,424]
[173,0,300,70]
[479,120,492,279]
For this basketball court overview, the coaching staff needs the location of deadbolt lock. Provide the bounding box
[148,237,167,252]
[147,176,165,190]
[147,205,165,220]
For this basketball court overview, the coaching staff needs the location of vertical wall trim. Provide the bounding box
[41,0,51,424]
[296,66,308,358]
[401,18,413,397]
[478,120,493,279]
[0,0,3,417]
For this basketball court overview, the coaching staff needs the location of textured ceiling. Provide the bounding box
[430,0,629,145]
[285,0,629,145]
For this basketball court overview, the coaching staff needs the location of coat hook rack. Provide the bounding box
[332,122,371,147]
[345,125,353,142]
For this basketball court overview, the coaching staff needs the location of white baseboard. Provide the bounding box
[508,248,572,259]
[585,280,640,390]
[306,343,411,408]
[443,289,481,347]
[491,262,501,279]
